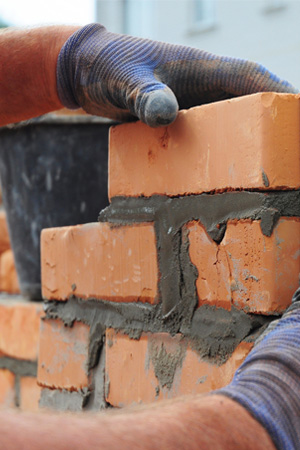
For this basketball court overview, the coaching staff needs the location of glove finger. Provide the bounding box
[135,86,179,127]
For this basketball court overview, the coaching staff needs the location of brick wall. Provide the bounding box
[0,298,42,410]
[38,93,300,411]
[0,185,43,411]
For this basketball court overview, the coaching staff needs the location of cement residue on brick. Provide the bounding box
[39,387,90,411]
[85,348,107,411]
[147,336,187,390]
[189,305,268,364]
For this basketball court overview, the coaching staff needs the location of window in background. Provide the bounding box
[188,0,216,33]
[122,0,154,38]
[263,0,287,13]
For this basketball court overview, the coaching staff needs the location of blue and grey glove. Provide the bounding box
[217,287,300,450]
[56,23,299,127]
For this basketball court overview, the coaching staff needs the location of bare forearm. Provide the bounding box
[0,395,275,449]
[0,26,80,126]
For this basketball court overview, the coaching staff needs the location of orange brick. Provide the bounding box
[0,249,20,294]
[0,300,43,360]
[105,329,252,407]
[109,93,300,198]
[0,369,15,407]
[37,319,90,390]
[19,377,41,412]
[41,222,158,303]
[0,210,11,254]
[187,218,300,314]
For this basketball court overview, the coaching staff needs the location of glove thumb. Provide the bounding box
[135,85,179,127]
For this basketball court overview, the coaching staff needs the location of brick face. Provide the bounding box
[19,377,41,412]
[0,249,20,294]
[38,319,90,390]
[41,222,158,303]
[105,329,253,407]
[187,218,300,314]
[0,210,11,255]
[0,300,43,360]
[0,369,15,407]
[109,93,300,198]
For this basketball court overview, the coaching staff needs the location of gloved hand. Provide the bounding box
[57,23,299,127]
[217,287,300,450]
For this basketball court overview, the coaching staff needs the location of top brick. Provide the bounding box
[109,93,300,198]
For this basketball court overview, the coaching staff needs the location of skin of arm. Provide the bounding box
[0,26,80,126]
[0,394,276,449]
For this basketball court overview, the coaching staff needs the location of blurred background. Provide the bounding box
[0,0,299,88]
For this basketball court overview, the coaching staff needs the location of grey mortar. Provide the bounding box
[44,296,272,367]
[189,305,273,364]
[147,336,188,390]
[261,169,270,188]
[99,190,300,317]
[0,357,37,376]
[14,375,21,408]
[39,387,90,412]
[85,346,108,411]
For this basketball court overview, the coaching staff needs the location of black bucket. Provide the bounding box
[0,113,115,300]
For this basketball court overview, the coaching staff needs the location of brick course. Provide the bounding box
[105,329,253,407]
[0,300,42,360]
[38,319,90,391]
[109,93,300,198]
[41,222,158,303]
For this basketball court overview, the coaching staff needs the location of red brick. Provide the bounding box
[187,218,300,314]
[105,329,253,407]
[109,93,300,198]
[41,222,158,303]
[0,369,15,407]
[0,300,43,360]
[0,249,20,294]
[37,319,90,390]
[0,210,11,255]
[19,377,41,412]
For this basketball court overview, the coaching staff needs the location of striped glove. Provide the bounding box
[217,287,300,450]
[57,23,298,127]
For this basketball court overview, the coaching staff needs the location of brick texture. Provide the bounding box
[0,300,43,360]
[0,249,20,294]
[0,369,15,407]
[0,210,11,255]
[19,377,42,412]
[109,93,300,198]
[41,222,158,303]
[187,218,300,314]
[38,319,90,390]
[105,329,253,407]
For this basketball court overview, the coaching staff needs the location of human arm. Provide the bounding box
[0,394,275,450]
[0,26,79,126]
